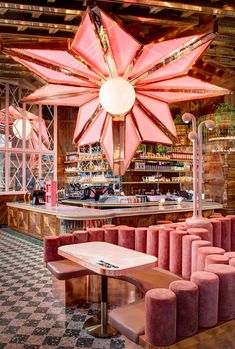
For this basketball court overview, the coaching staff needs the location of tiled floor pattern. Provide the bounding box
[0,229,126,349]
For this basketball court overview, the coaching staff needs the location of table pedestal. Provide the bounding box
[84,275,118,338]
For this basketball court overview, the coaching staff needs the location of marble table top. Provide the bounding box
[58,241,157,277]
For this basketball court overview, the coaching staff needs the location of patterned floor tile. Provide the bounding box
[0,230,126,349]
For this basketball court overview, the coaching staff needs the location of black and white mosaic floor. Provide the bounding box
[0,229,125,349]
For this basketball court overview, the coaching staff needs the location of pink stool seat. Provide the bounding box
[191,271,219,327]
[210,219,221,247]
[187,228,209,241]
[182,235,201,279]
[145,288,176,346]
[229,258,235,267]
[158,227,174,270]
[191,240,211,274]
[146,227,159,257]
[169,230,187,276]
[224,251,235,259]
[169,280,198,336]
[226,215,235,251]
[205,264,235,321]
[197,246,225,271]
[217,217,231,252]
[118,227,135,249]
[205,254,229,266]
[135,227,147,253]
[104,227,118,245]
[87,228,104,242]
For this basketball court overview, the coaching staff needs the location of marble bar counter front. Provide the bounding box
[7,201,223,239]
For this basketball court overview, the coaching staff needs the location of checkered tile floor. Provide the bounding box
[0,229,125,349]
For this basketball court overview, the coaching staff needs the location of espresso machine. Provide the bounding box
[32,177,46,205]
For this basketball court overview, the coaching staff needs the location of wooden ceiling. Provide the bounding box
[0,0,234,91]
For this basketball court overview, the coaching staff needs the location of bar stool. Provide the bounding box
[217,217,231,252]
[158,227,174,270]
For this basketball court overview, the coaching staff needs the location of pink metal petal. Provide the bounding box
[124,114,141,168]
[99,10,141,76]
[22,84,98,106]
[13,57,95,87]
[136,93,176,136]
[130,34,203,79]
[137,76,229,102]
[78,109,106,145]
[100,114,113,167]
[138,41,211,84]
[71,12,109,77]
[132,104,173,144]
[9,48,99,81]
[73,98,99,143]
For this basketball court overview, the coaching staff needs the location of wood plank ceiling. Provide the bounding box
[0,0,234,91]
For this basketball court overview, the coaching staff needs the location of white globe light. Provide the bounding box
[99,77,135,115]
[13,119,32,139]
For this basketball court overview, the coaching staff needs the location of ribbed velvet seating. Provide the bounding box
[227,215,235,251]
[224,251,235,259]
[118,227,135,249]
[217,217,231,251]
[44,236,60,264]
[73,230,88,243]
[169,280,198,337]
[135,227,147,253]
[229,258,235,267]
[169,230,187,275]
[104,227,118,245]
[87,228,104,241]
[145,288,176,346]
[187,227,210,241]
[182,235,201,279]
[210,219,222,247]
[191,240,211,274]
[205,264,235,321]
[146,227,159,257]
[191,271,219,327]
[58,234,74,260]
[197,246,225,271]
[176,226,187,231]
[205,254,229,266]
[158,227,173,269]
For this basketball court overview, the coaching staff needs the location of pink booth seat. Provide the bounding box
[145,288,176,346]
[87,228,104,242]
[191,240,211,274]
[146,227,159,257]
[182,235,201,280]
[226,215,235,251]
[135,227,147,253]
[59,233,74,260]
[158,227,174,270]
[197,246,225,272]
[44,236,60,265]
[187,223,213,244]
[118,227,135,250]
[169,230,188,276]
[176,226,187,231]
[169,280,198,337]
[104,227,118,245]
[217,217,231,252]
[102,224,116,229]
[187,227,210,242]
[73,230,89,243]
[164,223,183,229]
[210,219,222,247]
[205,254,229,266]
[229,258,235,267]
[191,271,219,327]
[205,264,235,321]
[224,251,235,259]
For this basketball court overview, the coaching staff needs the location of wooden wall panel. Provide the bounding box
[1,194,24,225]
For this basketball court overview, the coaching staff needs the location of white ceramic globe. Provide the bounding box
[13,119,32,139]
[99,77,135,115]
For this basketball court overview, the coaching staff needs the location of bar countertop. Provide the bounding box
[7,201,223,221]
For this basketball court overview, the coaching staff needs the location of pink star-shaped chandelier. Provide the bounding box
[2,7,228,175]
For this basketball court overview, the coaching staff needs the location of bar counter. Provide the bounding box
[7,201,223,239]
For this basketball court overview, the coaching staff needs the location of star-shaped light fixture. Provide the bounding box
[2,7,229,175]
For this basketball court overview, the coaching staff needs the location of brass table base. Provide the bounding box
[87,323,118,338]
